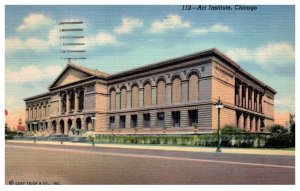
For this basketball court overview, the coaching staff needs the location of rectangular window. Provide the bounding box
[143,113,150,128]
[157,112,165,128]
[119,115,126,128]
[172,111,181,127]
[109,116,115,129]
[131,115,137,128]
[188,110,198,126]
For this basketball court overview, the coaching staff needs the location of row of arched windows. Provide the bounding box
[109,73,200,110]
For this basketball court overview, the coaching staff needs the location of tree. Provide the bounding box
[268,124,288,134]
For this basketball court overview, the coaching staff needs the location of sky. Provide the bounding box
[5,5,295,128]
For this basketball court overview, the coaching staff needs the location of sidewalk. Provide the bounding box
[6,140,295,156]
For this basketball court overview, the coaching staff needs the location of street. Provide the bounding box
[5,142,295,184]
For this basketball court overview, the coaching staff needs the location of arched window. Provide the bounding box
[188,73,199,102]
[59,120,65,134]
[131,85,139,109]
[110,88,116,110]
[157,79,166,105]
[144,82,152,107]
[86,117,92,130]
[120,87,127,109]
[172,77,181,103]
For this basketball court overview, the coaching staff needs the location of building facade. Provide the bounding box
[24,48,276,134]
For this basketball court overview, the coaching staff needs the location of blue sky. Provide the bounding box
[5,5,295,126]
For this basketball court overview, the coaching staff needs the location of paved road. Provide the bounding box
[5,142,295,184]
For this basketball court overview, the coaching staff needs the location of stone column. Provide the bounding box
[126,115,131,129]
[150,112,156,128]
[75,91,79,112]
[66,92,70,113]
[245,85,248,109]
[127,90,132,109]
[259,93,261,112]
[257,93,260,112]
[107,94,111,111]
[116,92,120,110]
[257,117,261,132]
[252,90,255,111]
[238,113,244,129]
[151,86,157,105]
[137,113,143,128]
[115,115,120,129]
[58,93,61,114]
[180,109,188,128]
[41,106,44,118]
[165,111,171,128]
[181,80,188,103]
[239,83,243,107]
[138,88,144,108]
[245,114,250,132]
[166,83,172,105]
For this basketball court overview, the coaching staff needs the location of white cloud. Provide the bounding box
[150,14,190,34]
[6,37,49,53]
[5,38,26,52]
[114,17,143,34]
[25,38,49,51]
[48,26,60,46]
[6,65,63,84]
[87,32,118,47]
[17,13,55,32]
[226,42,295,67]
[192,23,232,35]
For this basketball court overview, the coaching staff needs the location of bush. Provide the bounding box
[221,125,246,134]
[265,133,294,148]
[94,133,294,148]
[267,124,288,134]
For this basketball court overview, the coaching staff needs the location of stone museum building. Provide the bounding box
[24,48,276,134]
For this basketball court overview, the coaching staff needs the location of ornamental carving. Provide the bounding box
[214,66,234,83]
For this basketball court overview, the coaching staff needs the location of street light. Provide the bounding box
[215,97,223,152]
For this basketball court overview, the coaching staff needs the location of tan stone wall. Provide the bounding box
[95,113,107,132]
[212,106,236,130]
[172,77,181,103]
[157,80,166,105]
[188,74,199,102]
[211,62,235,105]
[94,83,108,112]
[263,95,274,118]
[131,85,139,108]
[144,82,151,107]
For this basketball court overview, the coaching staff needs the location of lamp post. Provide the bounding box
[215,97,223,152]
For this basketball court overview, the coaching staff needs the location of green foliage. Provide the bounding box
[290,123,295,135]
[265,133,294,148]
[5,123,18,139]
[93,132,294,148]
[192,123,198,129]
[221,125,246,134]
[268,124,288,134]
